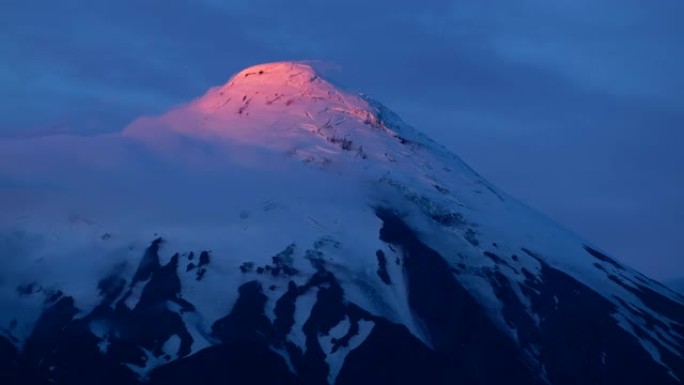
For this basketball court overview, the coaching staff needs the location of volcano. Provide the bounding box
[1,62,682,385]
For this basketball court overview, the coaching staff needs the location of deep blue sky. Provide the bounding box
[1,0,682,279]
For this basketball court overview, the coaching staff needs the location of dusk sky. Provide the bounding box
[1,0,683,279]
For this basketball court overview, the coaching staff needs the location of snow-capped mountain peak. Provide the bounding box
[1,62,683,385]
[124,62,394,156]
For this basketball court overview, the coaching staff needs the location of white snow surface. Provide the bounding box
[0,62,682,376]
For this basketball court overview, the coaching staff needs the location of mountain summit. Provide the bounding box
[1,62,683,385]
[125,62,391,150]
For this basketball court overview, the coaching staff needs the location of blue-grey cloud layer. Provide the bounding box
[1,0,682,278]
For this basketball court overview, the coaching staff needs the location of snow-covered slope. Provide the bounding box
[1,62,682,385]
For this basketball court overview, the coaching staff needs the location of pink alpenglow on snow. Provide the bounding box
[124,62,388,152]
